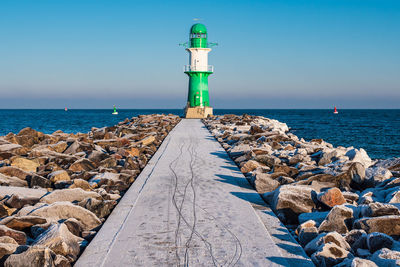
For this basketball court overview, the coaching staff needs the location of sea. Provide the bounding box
[0,109,399,160]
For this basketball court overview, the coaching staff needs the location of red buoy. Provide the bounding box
[333,106,338,114]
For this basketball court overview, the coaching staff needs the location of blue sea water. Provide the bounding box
[0,109,399,159]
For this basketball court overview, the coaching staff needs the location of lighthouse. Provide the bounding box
[183,23,214,118]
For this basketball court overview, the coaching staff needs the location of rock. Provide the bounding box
[4,246,57,267]
[254,154,281,168]
[346,229,367,251]
[30,174,52,188]
[360,202,400,217]
[353,215,400,236]
[63,218,83,237]
[311,242,353,267]
[10,157,39,172]
[0,173,28,187]
[18,202,101,231]
[48,170,70,183]
[240,160,261,173]
[335,257,377,267]
[305,231,350,256]
[367,232,394,253]
[388,191,400,203]
[40,188,101,204]
[137,135,156,146]
[78,197,116,218]
[253,173,280,194]
[69,158,96,172]
[0,215,47,231]
[0,186,48,199]
[68,179,92,190]
[366,167,393,184]
[0,236,18,244]
[295,220,317,235]
[5,194,40,209]
[274,164,299,177]
[345,148,372,168]
[317,187,346,208]
[0,166,31,180]
[347,162,366,185]
[370,248,400,267]
[0,144,24,154]
[268,185,316,224]
[0,225,26,245]
[0,242,19,259]
[318,205,353,234]
[34,223,83,262]
[54,254,71,267]
[342,191,359,204]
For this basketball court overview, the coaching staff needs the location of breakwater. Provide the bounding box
[0,114,180,266]
[204,114,400,266]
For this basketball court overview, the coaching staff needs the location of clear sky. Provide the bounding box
[1,0,399,109]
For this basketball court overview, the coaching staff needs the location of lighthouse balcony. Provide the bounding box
[184,65,214,73]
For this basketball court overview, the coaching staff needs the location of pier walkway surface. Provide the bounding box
[76,119,312,267]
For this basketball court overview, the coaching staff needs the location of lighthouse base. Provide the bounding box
[185,106,213,119]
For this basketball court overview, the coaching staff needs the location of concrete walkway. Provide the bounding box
[76,119,312,267]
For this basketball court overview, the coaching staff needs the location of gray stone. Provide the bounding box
[318,205,353,234]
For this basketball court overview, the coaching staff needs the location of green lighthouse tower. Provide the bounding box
[184,23,214,118]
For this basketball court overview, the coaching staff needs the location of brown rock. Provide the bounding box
[19,202,101,231]
[4,246,57,267]
[254,173,280,194]
[69,158,96,172]
[0,225,26,245]
[5,194,40,209]
[48,170,70,183]
[0,173,28,187]
[311,242,353,267]
[0,242,18,259]
[34,223,83,262]
[318,205,353,234]
[353,215,400,236]
[240,160,261,173]
[40,188,101,204]
[317,187,346,208]
[0,215,47,231]
[69,179,92,190]
[274,164,299,177]
[10,157,40,172]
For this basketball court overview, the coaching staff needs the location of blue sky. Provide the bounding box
[1,0,399,108]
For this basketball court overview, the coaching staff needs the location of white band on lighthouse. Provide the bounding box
[186,48,212,72]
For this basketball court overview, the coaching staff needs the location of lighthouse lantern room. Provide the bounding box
[183,23,214,118]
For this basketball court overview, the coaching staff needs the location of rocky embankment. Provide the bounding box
[0,114,180,266]
[204,114,400,267]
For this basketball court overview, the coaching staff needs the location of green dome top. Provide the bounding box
[190,23,207,34]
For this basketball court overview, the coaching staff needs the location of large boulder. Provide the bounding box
[18,202,101,231]
[40,188,101,204]
[317,187,346,208]
[311,242,353,267]
[253,173,280,194]
[0,241,18,259]
[0,173,28,187]
[345,229,368,252]
[10,157,39,172]
[4,246,57,267]
[48,170,70,183]
[0,186,47,199]
[0,225,26,245]
[304,231,350,256]
[34,223,83,262]
[0,215,47,231]
[359,202,400,217]
[345,148,372,168]
[353,215,400,236]
[366,167,393,184]
[0,166,31,180]
[69,158,96,172]
[267,185,316,224]
[318,205,353,234]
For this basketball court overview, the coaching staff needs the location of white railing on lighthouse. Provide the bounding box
[184,65,214,72]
